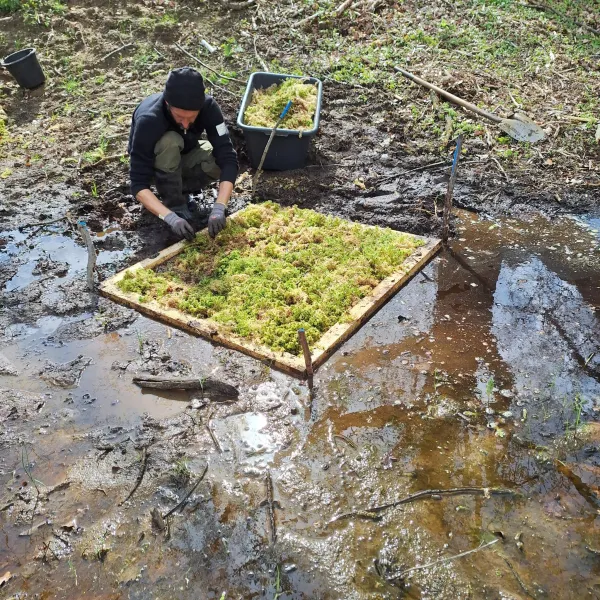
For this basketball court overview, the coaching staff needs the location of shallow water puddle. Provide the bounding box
[1,210,599,599]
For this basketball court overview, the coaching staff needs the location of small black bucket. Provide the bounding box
[1,48,45,89]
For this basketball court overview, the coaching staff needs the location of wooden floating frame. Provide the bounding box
[99,214,441,378]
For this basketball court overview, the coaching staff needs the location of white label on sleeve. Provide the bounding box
[216,122,228,136]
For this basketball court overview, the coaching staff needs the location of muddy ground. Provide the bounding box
[1,0,600,598]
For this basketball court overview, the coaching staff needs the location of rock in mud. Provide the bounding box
[39,355,92,387]
[0,352,18,375]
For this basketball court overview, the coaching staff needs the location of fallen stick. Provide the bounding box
[297,10,324,26]
[162,464,208,519]
[253,35,269,72]
[119,447,149,506]
[387,538,499,581]
[221,0,256,9]
[335,0,355,16]
[19,216,69,231]
[330,486,517,521]
[100,42,135,62]
[132,375,239,398]
[80,153,126,171]
[503,557,537,599]
[77,220,96,291]
[205,413,222,453]
[174,43,246,84]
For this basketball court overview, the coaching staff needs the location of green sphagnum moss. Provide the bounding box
[118,203,424,355]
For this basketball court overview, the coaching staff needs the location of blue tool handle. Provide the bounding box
[450,137,461,177]
[279,100,293,120]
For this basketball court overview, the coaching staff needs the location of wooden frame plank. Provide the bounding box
[99,210,441,378]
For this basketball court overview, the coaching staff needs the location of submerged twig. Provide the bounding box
[162,464,208,519]
[387,538,499,581]
[205,414,222,453]
[331,486,516,521]
[119,447,149,506]
[264,471,277,544]
[503,556,537,599]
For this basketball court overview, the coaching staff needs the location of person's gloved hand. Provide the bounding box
[208,203,227,239]
[163,212,195,241]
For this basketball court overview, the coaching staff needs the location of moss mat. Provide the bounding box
[118,202,424,355]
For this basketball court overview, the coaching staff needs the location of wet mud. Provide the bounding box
[1,205,599,599]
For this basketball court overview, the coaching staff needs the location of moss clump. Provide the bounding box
[117,203,424,355]
[243,78,318,130]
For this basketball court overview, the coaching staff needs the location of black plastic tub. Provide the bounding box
[1,48,45,89]
[237,72,323,170]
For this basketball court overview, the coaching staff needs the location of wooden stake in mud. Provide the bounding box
[442,135,463,244]
[77,220,96,291]
[297,328,313,377]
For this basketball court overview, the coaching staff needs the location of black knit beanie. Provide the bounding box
[164,67,206,110]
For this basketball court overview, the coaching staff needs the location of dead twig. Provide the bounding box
[221,0,256,9]
[100,42,135,62]
[174,43,245,84]
[80,153,126,171]
[162,464,208,519]
[387,539,499,581]
[335,0,355,15]
[118,447,149,506]
[205,413,222,453]
[503,557,537,599]
[490,156,509,182]
[19,216,69,232]
[331,486,517,521]
[297,10,324,26]
[252,36,269,72]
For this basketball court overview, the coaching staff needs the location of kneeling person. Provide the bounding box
[128,67,238,240]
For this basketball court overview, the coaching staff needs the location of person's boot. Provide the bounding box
[154,168,193,220]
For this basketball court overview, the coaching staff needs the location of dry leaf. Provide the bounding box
[595,122,600,144]
[0,571,12,586]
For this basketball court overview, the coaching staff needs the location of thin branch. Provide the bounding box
[335,0,355,16]
[100,43,135,62]
[118,447,149,506]
[490,156,509,182]
[503,557,538,599]
[252,36,269,72]
[80,153,126,171]
[221,0,256,9]
[331,486,517,521]
[162,464,208,519]
[174,43,246,84]
[297,10,324,26]
[387,539,499,581]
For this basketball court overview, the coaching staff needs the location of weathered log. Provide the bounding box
[132,376,239,398]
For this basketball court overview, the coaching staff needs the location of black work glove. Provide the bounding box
[163,212,195,241]
[208,203,227,239]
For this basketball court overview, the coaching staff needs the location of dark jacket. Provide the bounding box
[128,92,238,197]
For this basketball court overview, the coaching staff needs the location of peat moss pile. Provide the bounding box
[118,203,424,355]
[244,78,318,130]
